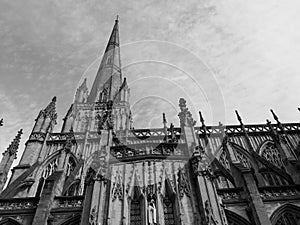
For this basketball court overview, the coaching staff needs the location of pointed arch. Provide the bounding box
[230,142,254,169]
[129,185,144,225]
[63,179,81,196]
[225,209,251,225]
[0,217,22,225]
[270,203,300,225]
[127,171,145,225]
[162,177,177,225]
[214,147,236,188]
[58,213,81,225]
[258,141,285,170]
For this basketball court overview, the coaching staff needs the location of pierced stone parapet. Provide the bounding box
[0,197,38,211]
[259,185,300,201]
[53,196,84,208]
[217,187,244,202]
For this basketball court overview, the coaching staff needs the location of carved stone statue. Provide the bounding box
[148,199,157,225]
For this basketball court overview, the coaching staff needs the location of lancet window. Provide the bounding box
[66,157,76,177]
[130,187,142,225]
[163,196,175,225]
[42,158,58,179]
[261,142,285,170]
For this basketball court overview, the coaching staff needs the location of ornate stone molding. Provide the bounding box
[177,167,191,198]
[178,98,196,127]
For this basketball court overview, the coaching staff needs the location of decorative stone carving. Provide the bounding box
[148,199,157,225]
[177,167,191,198]
[190,147,214,178]
[178,98,196,127]
[89,206,97,225]
[96,100,114,132]
[204,200,218,225]
[112,172,123,201]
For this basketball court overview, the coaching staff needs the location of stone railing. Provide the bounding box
[217,187,245,202]
[195,122,300,136]
[53,196,84,208]
[259,185,300,201]
[110,142,188,161]
[0,197,38,210]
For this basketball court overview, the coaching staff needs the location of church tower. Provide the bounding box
[1,18,300,225]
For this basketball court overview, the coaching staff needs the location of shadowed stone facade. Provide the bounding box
[1,18,300,225]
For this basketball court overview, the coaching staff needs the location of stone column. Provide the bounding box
[236,165,272,225]
[32,171,63,225]
[80,176,95,225]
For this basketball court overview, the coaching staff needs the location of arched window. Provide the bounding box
[262,173,289,186]
[65,181,80,196]
[163,195,175,225]
[225,209,251,225]
[66,157,76,177]
[80,116,88,132]
[219,150,231,171]
[275,212,300,225]
[130,187,142,225]
[271,204,300,225]
[0,217,22,225]
[42,158,58,179]
[261,142,285,170]
[162,178,176,225]
[235,151,251,168]
[215,175,234,189]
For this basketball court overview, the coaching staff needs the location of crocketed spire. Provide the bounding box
[4,129,23,156]
[41,96,57,120]
[87,17,122,103]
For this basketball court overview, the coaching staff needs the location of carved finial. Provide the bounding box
[270,109,279,123]
[116,15,119,22]
[235,110,242,123]
[5,129,23,156]
[179,98,187,110]
[0,118,3,126]
[162,113,167,124]
[298,108,300,112]
[199,111,205,126]
[178,98,196,127]
[266,119,271,125]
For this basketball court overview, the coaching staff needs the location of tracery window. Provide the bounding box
[163,196,175,225]
[42,158,58,179]
[261,142,285,170]
[66,157,76,177]
[235,151,251,168]
[219,150,231,171]
[130,200,142,225]
[275,211,300,225]
[130,187,142,225]
[65,182,80,196]
[80,117,88,132]
[216,176,234,189]
[262,173,288,186]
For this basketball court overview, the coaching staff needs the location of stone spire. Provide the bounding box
[75,78,89,103]
[4,129,23,156]
[41,96,57,120]
[88,17,122,103]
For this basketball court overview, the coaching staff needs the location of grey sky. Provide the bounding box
[1,0,300,163]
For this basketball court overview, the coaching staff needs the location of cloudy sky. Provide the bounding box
[1,0,300,163]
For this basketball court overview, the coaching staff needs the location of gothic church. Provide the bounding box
[0,18,300,225]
